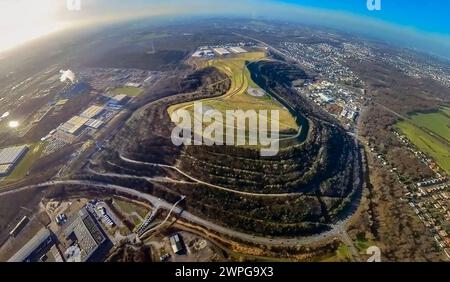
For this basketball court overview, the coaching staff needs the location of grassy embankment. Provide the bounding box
[168,52,300,147]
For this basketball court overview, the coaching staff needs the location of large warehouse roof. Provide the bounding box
[80,105,104,119]
[229,47,247,54]
[60,116,89,135]
[213,48,231,56]
[85,119,103,129]
[64,208,106,262]
[0,145,28,165]
[0,164,12,175]
[8,228,52,262]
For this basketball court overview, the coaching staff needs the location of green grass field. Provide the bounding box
[139,32,170,40]
[354,234,375,252]
[408,110,450,142]
[319,235,375,262]
[396,107,450,174]
[114,198,150,218]
[335,245,352,261]
[168,52,299,145]
[112,86,143,97]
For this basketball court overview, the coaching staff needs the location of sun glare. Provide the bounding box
[0,0,66,53]
[8,120,20,128]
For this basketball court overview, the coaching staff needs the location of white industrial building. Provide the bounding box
[60,116,89,135]
[0,145,28,177]
[85,119,104,129]
[125,82,141,88]
[63,207,106,262]
[229,47,247,54]
[80,105,105,119]
[192,49,215,58]
[170,233,184,254]
[8,228,52,262]
[109,94,129,106]
[213,48,231,56]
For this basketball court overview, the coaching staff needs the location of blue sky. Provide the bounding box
[1,0,450,59]
[56,0,449,59]
[278,0,450,35]
[79,0,450,37]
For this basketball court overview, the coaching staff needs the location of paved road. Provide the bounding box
[140,196,186,238]
[234,33,290,63]
[336,225,362,262]
[0,179,353,246]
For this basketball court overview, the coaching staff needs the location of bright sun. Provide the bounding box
[8,120,20,128]
[0,0,67,53]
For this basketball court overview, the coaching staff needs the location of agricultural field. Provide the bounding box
[168,52,300,145]
[396,107,450,174]
[112,86,144,97]
[408,108,450,142]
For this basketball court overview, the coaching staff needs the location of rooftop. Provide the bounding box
[229,47,247,54]
[85,119,103,129]
[213,48,231,56]
[60,116,89,135]
[80,105,104,119]
[112,94,127,102]
[0,164,12,175]
[0,145,28,165]
[64,207,106,262]
[8,228,52,262]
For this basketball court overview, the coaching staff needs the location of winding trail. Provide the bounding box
[118,155,303,198]
[117,154,344,200]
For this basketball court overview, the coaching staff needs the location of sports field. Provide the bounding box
[396,107,450,174]
[168,52,299,144]
[112,86,143,97]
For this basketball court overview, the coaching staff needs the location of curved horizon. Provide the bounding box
[0,0,449,60]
